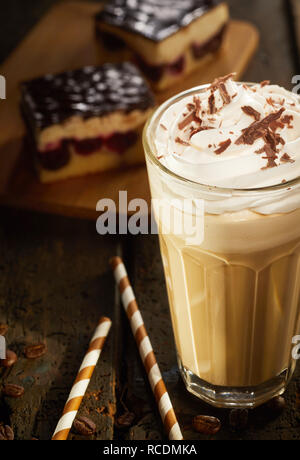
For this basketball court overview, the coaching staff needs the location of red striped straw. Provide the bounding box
[110,256,183,440]
[52,317,112,440]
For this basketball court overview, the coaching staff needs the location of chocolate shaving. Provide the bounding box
[235,108,285,145]
[255,147,265,154]
[160,123,167,130]
[208,93,216,114]
[214,138,231,155]
[189,126,213,138]
[193,96,202,118]
[260,80,270,87]
[178,111,198,130]
[262,157,278,169]
[219,82,231,105]
[280,153,295,163]
[270,120,284,131]
[266,97,275,107]
[175,137,190,146]
[241,106,261,121]
[264,128,277,151]
[210,73,236,91]
[187,103,195,111]
[281,114,293,128]
[275,132,285,145]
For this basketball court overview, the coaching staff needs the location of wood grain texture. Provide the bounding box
[0,1,258,220]
[129,235,300,440]
[0,208,121,440]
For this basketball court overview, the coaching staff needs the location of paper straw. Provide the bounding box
[52,316,112,440]
[110,256,183,441]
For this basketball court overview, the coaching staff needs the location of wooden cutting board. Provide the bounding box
[0,1,259,219]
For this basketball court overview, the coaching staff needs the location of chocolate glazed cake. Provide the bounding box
[96,0,229,91]
[21,63,155,183]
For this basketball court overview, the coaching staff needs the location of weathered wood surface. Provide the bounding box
[0,0,300,441]
[0,208,121,440]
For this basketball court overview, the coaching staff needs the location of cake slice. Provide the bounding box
[96,0,229,91]
[21,63,155,183]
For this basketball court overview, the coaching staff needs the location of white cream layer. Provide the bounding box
[155,79,300,214]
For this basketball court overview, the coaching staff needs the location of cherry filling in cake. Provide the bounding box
[96,1,229,88]
[134,55,186,82]
[119,26,226,83]
[38,140,71,171]
[191,25,227,59]
[38,131,138,170]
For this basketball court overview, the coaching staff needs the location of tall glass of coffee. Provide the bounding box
[143,76,300,408]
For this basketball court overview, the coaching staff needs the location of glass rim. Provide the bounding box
[143,82,300,197]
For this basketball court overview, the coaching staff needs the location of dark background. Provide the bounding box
[0,0,300,441]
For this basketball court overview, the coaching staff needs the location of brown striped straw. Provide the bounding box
[110,256,183,440]
[52,316,112,440]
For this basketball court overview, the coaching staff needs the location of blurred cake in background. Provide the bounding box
[96,0,229,91]
[21,63,155,183]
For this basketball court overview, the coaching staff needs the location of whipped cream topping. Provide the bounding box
[155,76,300,214]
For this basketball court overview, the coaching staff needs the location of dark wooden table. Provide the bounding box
[0,0,300,441]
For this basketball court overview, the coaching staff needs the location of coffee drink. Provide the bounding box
[144,76,300,407]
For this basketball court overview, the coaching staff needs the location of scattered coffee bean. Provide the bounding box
[3,384,24,398]
[192,415,221,435]
[1,350,17,368]
[229,409,248,430]
[266,396,286,414]
[0,324,8,336]
[24,343,47,359]
[73,417,96,436]
[115,411,136,429]
[0,424,14,440]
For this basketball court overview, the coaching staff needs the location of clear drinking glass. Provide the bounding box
[143,85,300,408]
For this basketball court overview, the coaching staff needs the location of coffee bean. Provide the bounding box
[115,411,136,429]
[3,384,24,398]
[73,417,96,436]
[1,350,17,368]
[0,424,14,440]
[0,324,8,336]
[24,343,47,359]
[229,409,248,430]
[192,415,221,435]
[266,396,286,414]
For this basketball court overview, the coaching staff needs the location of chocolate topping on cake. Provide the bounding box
[21,63,155,130]
[96,0,220,42]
